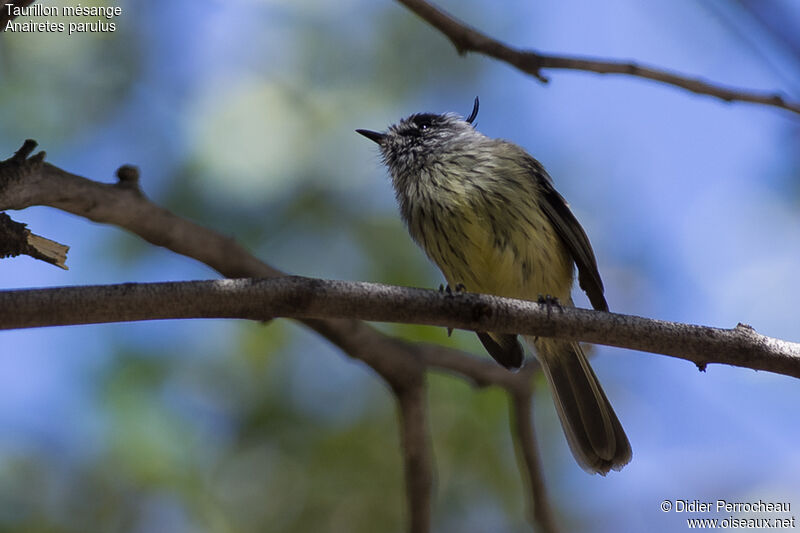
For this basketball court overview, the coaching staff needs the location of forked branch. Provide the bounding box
[0,140,552,533]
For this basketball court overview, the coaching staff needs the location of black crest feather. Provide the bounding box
[465,97,479,124]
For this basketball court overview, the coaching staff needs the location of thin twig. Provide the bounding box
[395,0,800,116]
[509,386,559,533]
[1,277,800,381]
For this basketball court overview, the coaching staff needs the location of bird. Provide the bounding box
[356,98,631,474]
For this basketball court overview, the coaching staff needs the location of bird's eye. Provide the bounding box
[411,113,436,132]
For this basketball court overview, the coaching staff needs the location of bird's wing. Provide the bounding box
[530,159,608,312]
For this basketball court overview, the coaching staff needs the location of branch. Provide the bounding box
[0,140,524,531]
[394,378,433,533]
[0,212,69,269]
[0,140,278,278]
[1,277,799,380]
[3,139,791,533]
[0,140,525,387]
[509,385,559,533]
[395,0,800,116]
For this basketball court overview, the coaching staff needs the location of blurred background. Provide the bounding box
[1,0,799,531]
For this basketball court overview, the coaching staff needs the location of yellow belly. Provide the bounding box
[424,204,575,304]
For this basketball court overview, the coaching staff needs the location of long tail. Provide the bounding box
[526,336,631,475]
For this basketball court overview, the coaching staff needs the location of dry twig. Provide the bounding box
[395,0,800,116]
[0,212,69,269]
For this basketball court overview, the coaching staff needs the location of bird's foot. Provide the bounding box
[439,283,467,296]
[439,283,467,336]
[537,294,562,320]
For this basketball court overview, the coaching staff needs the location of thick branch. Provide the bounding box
[395,0,800,116]
[1,277,799,380]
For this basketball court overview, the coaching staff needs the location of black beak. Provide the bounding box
[356,129,386,144]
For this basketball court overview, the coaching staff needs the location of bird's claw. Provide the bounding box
[440,283,467,335]
[537,294,562,319]
[440,283,466,296]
